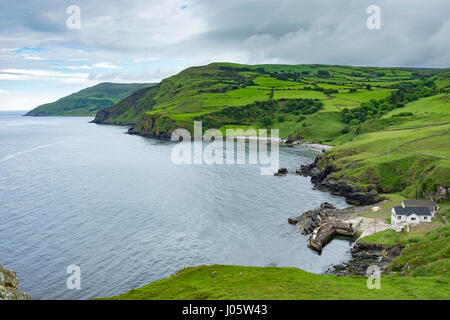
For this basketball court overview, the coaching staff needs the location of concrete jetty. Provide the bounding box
[308,221,356,252]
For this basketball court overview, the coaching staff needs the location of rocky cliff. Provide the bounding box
[0,265,30,300]
[326,242,404,276]
[296,155,383,206]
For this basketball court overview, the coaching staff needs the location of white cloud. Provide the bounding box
[92,62,121,69]
[0,73,31,80]
[19,53,46,60]
[0,68,93,86]
[65,65,93,70]
[1,68,88,79]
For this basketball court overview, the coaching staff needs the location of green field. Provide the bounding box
[387,94,450,115]
[332,89,392,103]
[273,89,327,100]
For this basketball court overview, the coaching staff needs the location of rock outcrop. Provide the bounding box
[326,242,403,276]
[296,160,320,177]
[127,125,172,140]
[297,155,383,206]
[274,168,288,176]
[423,185,449,203]
[288,202,341,234]
[0,265,30,300]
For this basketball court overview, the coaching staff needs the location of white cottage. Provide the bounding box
[391,206,432,231]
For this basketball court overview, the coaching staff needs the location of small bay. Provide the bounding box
[0,111,350,299]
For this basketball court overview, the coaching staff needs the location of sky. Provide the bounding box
[0,0,449,110]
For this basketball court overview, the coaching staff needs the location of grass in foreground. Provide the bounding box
[100,264,449,300]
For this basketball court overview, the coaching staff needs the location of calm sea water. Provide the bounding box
[0,111,350,300]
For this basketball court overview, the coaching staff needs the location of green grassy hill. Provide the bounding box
[25,82,155,116]
[93,63,448,141]
[100,264,448,300]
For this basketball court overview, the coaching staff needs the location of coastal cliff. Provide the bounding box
[296,154,383,206]
[0,265,30,300]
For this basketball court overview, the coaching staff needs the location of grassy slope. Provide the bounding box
[101,264,448,300]
[362,225,449,277]
[25,82,154,116]
[320,93,450,198]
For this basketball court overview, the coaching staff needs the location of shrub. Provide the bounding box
[392,112,414,117]
[262,116,272,127]
[341,126,350,134]
[318,70,330,77]
[349,119,361,126]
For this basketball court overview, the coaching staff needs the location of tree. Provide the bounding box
[262,116,272,127]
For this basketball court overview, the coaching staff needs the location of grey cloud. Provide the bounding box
[0,0,449,69]
[87,69,178,83]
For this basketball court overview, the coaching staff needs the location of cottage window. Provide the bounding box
[411,218,416,221]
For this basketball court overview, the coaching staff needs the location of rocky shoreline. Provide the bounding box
[126,126,173,140]
[296,155,383,206]
[325,242,403,276]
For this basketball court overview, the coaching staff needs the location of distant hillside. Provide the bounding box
[25,82,156,116]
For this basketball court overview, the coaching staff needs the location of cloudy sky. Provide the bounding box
[0,0,449,110]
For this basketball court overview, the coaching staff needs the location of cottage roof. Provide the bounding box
[394,206,431,216]
[402,200,435,208]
